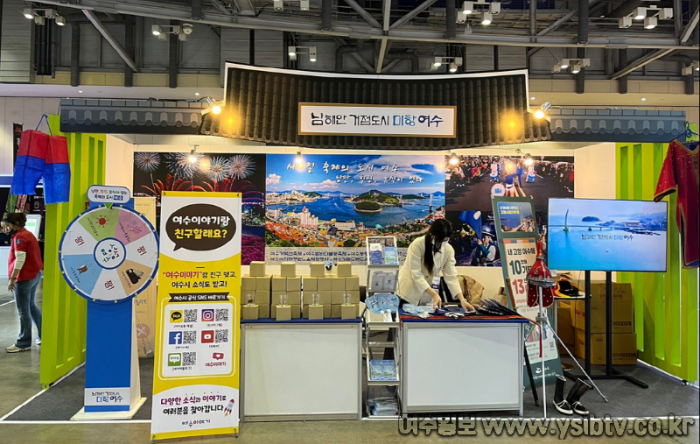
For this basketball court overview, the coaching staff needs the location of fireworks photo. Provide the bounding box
[132,152,266,264]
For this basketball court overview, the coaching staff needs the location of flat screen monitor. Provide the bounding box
[547,198,668,272]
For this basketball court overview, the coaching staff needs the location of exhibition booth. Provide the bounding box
[1,64,697,440]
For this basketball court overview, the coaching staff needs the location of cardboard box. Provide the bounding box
[281,262,297,277]
[302,276,318,292]
[249,261,266,277]
[573,299,634,334]
[255,275,271,291]
[272,304,301,320]
[241,275,256,291]
[331,304,359,318]
[557,301,575,353]
[331,276,346,291]
[303,292,330,305]
[275,305,292,321]
[332,290,360,305]
[574,280,634,304]
[287,276,302,292]
[272,291,301,306]
[254,291,270,305]
[271,275,287,292]
[242,304,259,320]
[303,304,331,319]
[307,305,324,320]
[345,276,360,291]
[318,277,333,291]
[258,304,270,318]
[310,262,325,277]
[337,262,352,277]
[241,290,257,305]
[574,330,638,366]
[341,304,357,320]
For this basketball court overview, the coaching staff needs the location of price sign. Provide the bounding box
[501,238,538,320]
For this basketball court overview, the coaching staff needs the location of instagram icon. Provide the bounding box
[201,309,215,322]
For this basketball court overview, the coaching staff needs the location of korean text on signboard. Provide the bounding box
[298,104,456,137]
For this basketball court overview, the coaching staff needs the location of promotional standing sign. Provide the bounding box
[58,185,158,418]
[492,196,562,387]
[151,192,241,441]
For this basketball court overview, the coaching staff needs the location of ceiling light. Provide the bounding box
[34,15,45,26]
[23,8,35,19]
[641,97,647,101]
[456,11,467,23]
[530,96,536,100]
[431,57,442,70]
[449,63,458,73]
[644,16,657,29]
[462,1,473,14]
[481,12,492,25]
[55,15,66,26]
[449,152,459,166]
[633,7,646,20]
[178,33,188,41]
[619,16,632,28]
[560,59,569,69]
[489,2,501,15]
[571,63,582,74]
[534,109,545,120]
[78,90,83,93]
[658,8,673,20]
[274,0,284,11]
[211,105,222,114]
[295,150,304,165]
[300,0,310,11]
[524,154,534,166]
[309,47,317,62]
[195,92,200,96]
[152,25,162,36]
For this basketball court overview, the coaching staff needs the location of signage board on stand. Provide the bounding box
[58,185,158,419]
[151,192,242,441]
[492,196,562,388]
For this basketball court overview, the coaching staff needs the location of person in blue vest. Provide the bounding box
[470,225,499,266]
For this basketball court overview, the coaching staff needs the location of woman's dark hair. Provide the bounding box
[1,212,27,228]
[423,219,453,272]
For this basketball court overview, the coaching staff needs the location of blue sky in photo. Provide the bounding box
[265,154,445,195]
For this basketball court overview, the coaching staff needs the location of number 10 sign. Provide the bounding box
[501,238,538,320]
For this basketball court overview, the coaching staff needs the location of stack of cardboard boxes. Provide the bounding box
[241,261,272,320]
[302,262,360,319]
[559,280,637,365]
[271,262,302,319]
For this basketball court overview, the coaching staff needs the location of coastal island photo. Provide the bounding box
[264,154,446,256]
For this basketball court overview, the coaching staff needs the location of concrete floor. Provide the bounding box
[0,278,698,443]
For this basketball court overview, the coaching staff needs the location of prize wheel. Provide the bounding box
[59,205,159,303]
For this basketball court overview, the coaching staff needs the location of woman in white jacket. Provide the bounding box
[397,219,475,311]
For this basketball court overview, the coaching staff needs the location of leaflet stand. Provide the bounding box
[566,271,648,389]
[363,236,401,418]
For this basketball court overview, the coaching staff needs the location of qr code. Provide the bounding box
[182,331,196,345]
[184,309,197,323]
[215,309,229,322]
[215,330,229,343]
[183,352,196,366]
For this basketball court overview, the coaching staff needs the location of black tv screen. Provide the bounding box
[547,198,668,272]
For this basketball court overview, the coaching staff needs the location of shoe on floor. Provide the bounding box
[6,345,31,353]
[36,339,41,346]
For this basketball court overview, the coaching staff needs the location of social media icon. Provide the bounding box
[168,353,182,366]
[201,309,215,322]
[201,330,214,344]
[170,310,183,323]
[212,352,224,360]
[168,331,182,345]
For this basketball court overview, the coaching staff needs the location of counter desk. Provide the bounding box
[240,317,362,422]
[399,313,528,417]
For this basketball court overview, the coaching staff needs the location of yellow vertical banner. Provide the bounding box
[151,192,241,440]
[134,197,158,358]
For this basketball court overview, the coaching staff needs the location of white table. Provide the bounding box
[241,318,362,421]
[400,316,527,417]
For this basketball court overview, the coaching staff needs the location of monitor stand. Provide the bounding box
[565,271,648,389]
